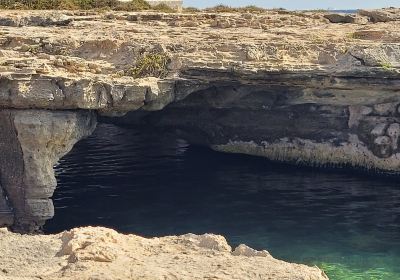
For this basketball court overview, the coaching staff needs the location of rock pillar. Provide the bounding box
[0,109,96,232]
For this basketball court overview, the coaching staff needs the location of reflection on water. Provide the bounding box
[47,123,400,280]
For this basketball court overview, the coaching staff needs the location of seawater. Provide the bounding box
[46,123,400,280]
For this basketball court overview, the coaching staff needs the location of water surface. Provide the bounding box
[47,123,400,280]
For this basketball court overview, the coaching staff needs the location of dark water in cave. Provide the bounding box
[46,123,400,280]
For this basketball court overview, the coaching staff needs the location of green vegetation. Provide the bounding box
[0,1,271,13]
[115,0,150,11]
[0,0,152,11]
[182,6,200,13]
[127,53,170,78]
[151,3,174,13]
[204,4,267,13]
[379,61,394,70]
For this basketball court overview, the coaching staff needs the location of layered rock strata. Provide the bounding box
[0,9,398,229]
[117,70,400,173]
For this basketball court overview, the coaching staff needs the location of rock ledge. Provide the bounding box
[0,226,328,280]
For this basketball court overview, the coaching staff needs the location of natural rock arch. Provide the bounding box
[2,74,400,231]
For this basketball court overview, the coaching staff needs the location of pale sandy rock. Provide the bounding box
[0,226,329,280]
[232,244,270,257]
[358,8,400,23]
[179,233,232,252]
[0,110,96,231]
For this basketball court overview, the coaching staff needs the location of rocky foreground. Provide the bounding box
[0,226,328,280]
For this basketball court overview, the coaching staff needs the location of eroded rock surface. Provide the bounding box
[0,110,96,231]
[0,226,328,280]
[359,8,400,23]
[0,9,399,229]
[114,73,400,173]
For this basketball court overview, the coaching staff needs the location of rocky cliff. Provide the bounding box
[0,8,399,230]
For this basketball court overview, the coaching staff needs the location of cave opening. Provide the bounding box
[46,121,400,279]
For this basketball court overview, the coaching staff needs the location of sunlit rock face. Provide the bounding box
[0,110,96,231]
[0,226,329,280]
[0,8,399,230]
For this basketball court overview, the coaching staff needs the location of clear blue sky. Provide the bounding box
[184,0,400,10]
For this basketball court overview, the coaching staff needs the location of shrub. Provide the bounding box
[127,53,170,78]
[205,5,237,13]
[241,5,266,13]
[152,3,174,13]
[204,4,266,13]
[114,0,150,11]
[0,0,151,10]
[183,6,200,13]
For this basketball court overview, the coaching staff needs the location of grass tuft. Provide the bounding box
[204,4,267,13]
[127,53,170,78]
[379,61,394,70]
[152,3,174,13]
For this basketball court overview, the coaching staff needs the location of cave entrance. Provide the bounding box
[47,122,400,279]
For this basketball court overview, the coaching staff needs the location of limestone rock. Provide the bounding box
[180,233,232,252]
[348,45,400,67]
[60,227,120,263]
[232,244,270,257]
[0,13,72,27]
[0,9,399,230]
[358,8,400,23]
[0,226,329,280]
[324,13,368,24]
[352,30,387,40]
[0,110,97,231]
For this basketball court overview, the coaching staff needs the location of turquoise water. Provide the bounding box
[47,123,400,280]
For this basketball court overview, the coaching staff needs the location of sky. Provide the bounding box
[184,0,400,10]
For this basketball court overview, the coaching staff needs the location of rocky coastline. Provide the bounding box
[1,8,399,230]
[0,7,399,279]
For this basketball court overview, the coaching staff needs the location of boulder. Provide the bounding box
[358,8,400,23]
[324,13,368,24]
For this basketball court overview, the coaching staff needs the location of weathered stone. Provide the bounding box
[0,110,96,231]
[113,81,400,173]
[0,185,13,227]
[358,8,400,23]
[0,9,399,231]
[373,136,392,158]
[232,244,270,257]
[0,226,329,280]
[371,123,388,137]
[348,44,400,68]
[0,13,72,27]
[181,233,232,252]
[387,123,400,150]
[324,13,368,24]
[352,30,387,40]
